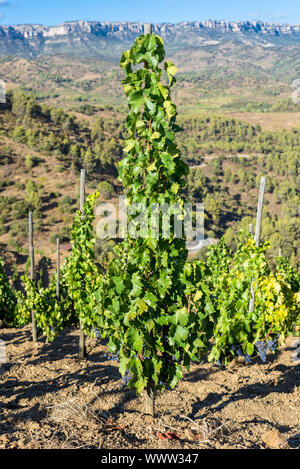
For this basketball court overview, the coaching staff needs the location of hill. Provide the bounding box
[1,20,300,60]
[1,20,300,112]
[0,90,298,281]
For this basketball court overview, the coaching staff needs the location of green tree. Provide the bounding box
[83,149,96,173]
[25,179,42,213]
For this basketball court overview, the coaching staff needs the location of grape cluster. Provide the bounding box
[244,354,252,364]
[267,338,277,352]
[255,337,278,362]
[93,327,101,339]
[121,368,132,386]
[104,351,120,362]
[231,344,252,363]
[140,345,152,361]
[172,354,183,364]
[231,345,243,357]
[255,340,268,362]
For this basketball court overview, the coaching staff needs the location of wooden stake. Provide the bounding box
[144,23,153,35]
[29,211,37,342]
[78,169,86,360]
[249,223,253,235]
[278,248,282,257]
[80,168,85,219]
[249,283,255,314]
[144,378,155,416]
[143,24,153,70]
[254,176,266,247]
[249,177,266,313]
[56,238,60,298]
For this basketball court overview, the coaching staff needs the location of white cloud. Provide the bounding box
[0,1,14,7]
[269,14,288,20]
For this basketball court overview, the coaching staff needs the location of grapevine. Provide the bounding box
[203,235,299,365]
[0,257,16,327]
[64,191,102,336]
[15,265,76,341]
[94,30,214,414]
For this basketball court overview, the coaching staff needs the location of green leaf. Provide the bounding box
[169,366,183,388]
[146,35,157,51]
[147,238,157,250]
[246,343,255,356]
[161,152,175,171]
[171,182,179,194]
[113,277,125,295]
[128,91,144,112]
[174,325,189,344]
[144,98,156,114]
[120,50,131,69]
[119,356,128,376]
[162,251,168,268]
[164,61,177,85]
[147,160,157,172]
[175,308,189,326]
[157,82,169,100]
[165,61,177,78]
[123,83,132,95]
[136,120,146,131]
[144,292,158,308]
[150,131,161,140]
[124,139,136,153]
[138,299,148,315]
[163,100,176,119]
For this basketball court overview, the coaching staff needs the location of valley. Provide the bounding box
[0,20,299,278]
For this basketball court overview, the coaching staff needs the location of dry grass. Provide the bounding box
[228,111,300,131]
[47,396,104,429]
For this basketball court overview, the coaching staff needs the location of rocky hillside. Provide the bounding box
[1,20,300,60]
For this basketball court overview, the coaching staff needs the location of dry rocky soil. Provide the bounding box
[0,326,299,450]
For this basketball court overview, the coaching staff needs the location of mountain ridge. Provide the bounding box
[1,19,300,37]
[1,18,300,106]
[1,19,300,60]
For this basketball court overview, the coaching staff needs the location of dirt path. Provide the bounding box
[0,326,299,449]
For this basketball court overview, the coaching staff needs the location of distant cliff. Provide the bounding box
[2,19,300,38]
[0,20,300,59]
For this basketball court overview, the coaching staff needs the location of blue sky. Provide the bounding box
[0,0,299,26]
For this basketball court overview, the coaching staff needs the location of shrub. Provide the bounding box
[25,154,42,168]
[97,181,114,199]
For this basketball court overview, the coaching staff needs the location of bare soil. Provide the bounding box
[0,326,299,449]
[229,112,300,131]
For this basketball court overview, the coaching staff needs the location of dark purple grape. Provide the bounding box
[255,340,268,362]
[244,354,252,363]
[267,339,277,352]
